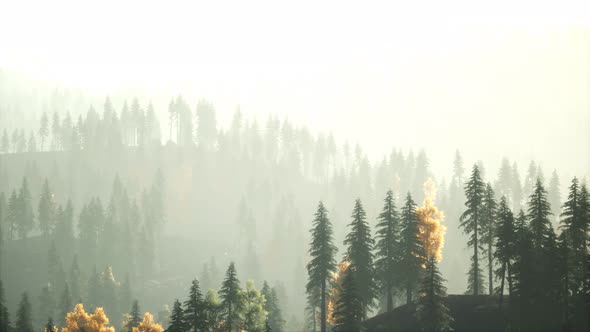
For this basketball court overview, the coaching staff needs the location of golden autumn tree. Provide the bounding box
[61,303,115,332]
[327,258,351,325]
[132,313,164,332]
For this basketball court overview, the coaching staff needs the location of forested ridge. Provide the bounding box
[0,94,587,332]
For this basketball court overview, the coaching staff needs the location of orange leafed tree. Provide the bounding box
[133,313,164,332]
[61,304,115,332]
[416,178,446,262]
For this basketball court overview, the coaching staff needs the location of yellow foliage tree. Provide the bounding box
[132,313,164,332]
[61,303,115,332]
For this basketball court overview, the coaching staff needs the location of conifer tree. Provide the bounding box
[68,255,82,302]
[59,282,72,327]
[399,193,424,303]
[39,111,49,150]
[306,201,337,332]
[374,190,400,312]
[219,262,241,332]
[460,164,486,295]
[481,183,497,295]
[184,279,205,332]
[494,196,515,309]
[261,282,285,332]
[45,317,57,332]
[528,178,554,248]
[16,292,34,332]
[38,179,56,236]
[344,199,377,316]
[415,256,453,332]
[0,280,10,332]
[126,300,142,332]
[17,177,34,239]
[332,264,363,332]
[167,300,185,332]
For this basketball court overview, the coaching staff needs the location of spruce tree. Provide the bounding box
[184,279,205,332]
[167,299,185,332]
[344,199,377,316]
[306,201,337,332]
[374,190,400,312]
[332,264,363,332]
[459,164,486,295]
[38,179,55,236]
[126,300,142,332]
[560,177,585,293]
[16,292,34,332]
[0,280,10,332]
[528,178,554,248]
[415,256,453,332]
[261,281,285,332]
[481,183,497,295]
[493,196,515,309]
[219,262,241,332]
[399,193,424,303]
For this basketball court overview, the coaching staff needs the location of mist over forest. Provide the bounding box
[0,2,589,332]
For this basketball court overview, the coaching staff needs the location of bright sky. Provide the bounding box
[0,0,589,179]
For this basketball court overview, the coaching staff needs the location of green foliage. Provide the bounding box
[220,262,242,332]
[415,257,453,332]
[16,292,34,332]
[481,183,497,295]
[38,179,56,236]
[332,264,363,332]
[0,280,10,332]
[460,164,486,295]
[167,300,185,332]
[493,196,516,300]
[125,300,142,332]
[344,199,377,316]
[261,281,285,332]
[240,280,267,332]
[399,193,424,303]
[184,279,205,332]
[374,190,401,312]
[306,201,337,332]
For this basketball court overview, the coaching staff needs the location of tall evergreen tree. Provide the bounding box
[415,256,453,332]
[167,299,185,332]
[494,196,516,309]
[481,183,497,295]
[0,280,10,332]
[459,164,486,295]
[184,279,205,332]
[219,262,241,332]
[344,199,377,316]
[306,201,337,332]
[399,193,424,303]
[17,177,34,239]
[374,190,401,312]
[261,282,285,332]
[45,317,56,332]
[16,292,34,332]
[38,179,56,236]
[528,178,554,248]
[58,282,72,327]
[332,264,363,332]
[126,300,142,332]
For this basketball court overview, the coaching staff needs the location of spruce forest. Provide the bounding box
[0,2,589,332]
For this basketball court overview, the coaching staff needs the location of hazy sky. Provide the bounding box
[1,0,589,179]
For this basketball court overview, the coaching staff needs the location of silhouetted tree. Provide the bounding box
[125,300,142,332]
[332,264,363,332]
[415,256,453,332]
[306,201,337,332]
[494,196,515,309]
[220,262,241,332]
[481,183,497,295]
[16,292,34,332]
[344,199,377,317]
[0,280,10,332]
[374,190,401,312]
[399,193,424,303]
[262,281,285,332]
[460,164,486,295]
[184,279,205,332]
[167,300,185,332]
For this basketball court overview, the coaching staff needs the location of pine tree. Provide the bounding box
[59,282,72,327]
[38,179,55,236]
[415,256,453,332]
[344,199,377,316]
[17,177,34,239]
[45,317,56,332]
[481,183,497,295]
[493,196,515,309]
[332,264,363,332]
[399,193,424,303]
[39,111,49,150]
[219,262,241,332]
[184,279,205,332]
[126,300,142,332]
[68,255,82,302]
[16,292,34,332]
[560,177,585,293]
[460,164,486,295]
[0,280,10,332]
[167,299,185,332]
[374,190,401,312]
[261,282,285,332]
[306,201,337,332]
[528,178,553,248]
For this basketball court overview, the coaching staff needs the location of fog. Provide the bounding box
[0,1,589,331]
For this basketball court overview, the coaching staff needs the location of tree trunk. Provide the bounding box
[488,240,493,295]
[387,287,393,312]
[321,279,326,332]
[474,218,479,295]
[498,262,506,311]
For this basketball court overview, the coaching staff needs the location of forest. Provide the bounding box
[0,84,587,332]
